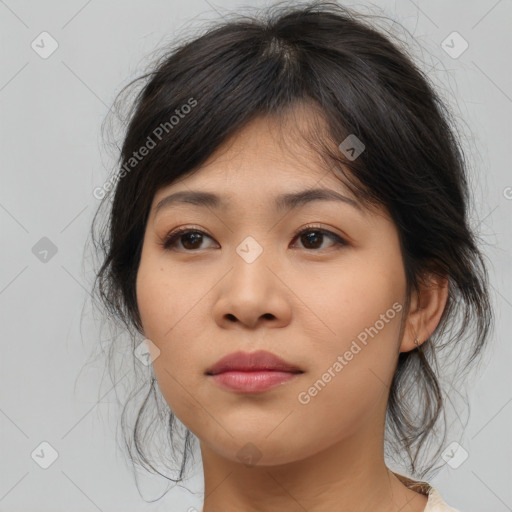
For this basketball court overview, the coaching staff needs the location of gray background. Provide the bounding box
[1,0,511,511]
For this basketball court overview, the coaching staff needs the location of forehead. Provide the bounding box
[152,112,360,209]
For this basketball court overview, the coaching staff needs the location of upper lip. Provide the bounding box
[205,350,303,375]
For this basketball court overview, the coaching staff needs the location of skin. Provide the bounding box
[136,109,449,512]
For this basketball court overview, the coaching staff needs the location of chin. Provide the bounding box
[202,432,319,467]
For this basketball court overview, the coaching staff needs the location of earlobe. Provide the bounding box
[399,273,449,353]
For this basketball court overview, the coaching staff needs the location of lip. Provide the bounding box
[210,371,300,393]
[205,350,303,375]
[205,350,303,393]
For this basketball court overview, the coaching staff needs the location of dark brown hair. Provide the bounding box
[87,0,493,490]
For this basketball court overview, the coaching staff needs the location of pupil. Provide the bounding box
[183,233,202,249]
[303,231,321,248]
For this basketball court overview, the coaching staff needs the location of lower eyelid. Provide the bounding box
[294,229,347,249]
[162,227,347,250]
[162,229,215,250]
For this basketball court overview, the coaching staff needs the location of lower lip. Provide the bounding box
[209,371,300,393]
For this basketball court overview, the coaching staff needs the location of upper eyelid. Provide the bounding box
[165,224,341,239]
[162,224,347,248]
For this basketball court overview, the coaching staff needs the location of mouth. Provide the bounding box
[205,350,304,393]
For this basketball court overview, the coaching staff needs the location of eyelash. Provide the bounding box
[160,223,348,252]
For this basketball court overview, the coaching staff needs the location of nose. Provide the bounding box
[211,250,292,330]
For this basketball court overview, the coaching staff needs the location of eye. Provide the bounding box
[160,224,348,252]
[161,227,217,251]
[291,224,348,251]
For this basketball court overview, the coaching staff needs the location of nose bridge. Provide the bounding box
[227,232,273,299]
[235,233,267,266]
[212,230,292,328]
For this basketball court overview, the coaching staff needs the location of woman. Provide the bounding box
[90,2,493,510]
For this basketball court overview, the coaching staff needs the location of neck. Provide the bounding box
[199,418,427,512]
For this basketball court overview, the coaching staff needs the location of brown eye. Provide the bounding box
[163,229,216,251]
[300,230,324,249]
[161,225,348,252]
[292,227,347,250]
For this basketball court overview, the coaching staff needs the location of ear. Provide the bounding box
[400,272,449,353]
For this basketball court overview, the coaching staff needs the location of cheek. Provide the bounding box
[291,294,403,450]
[136,252,211,424]
[293,251,405,413]
[136,250,203,342]
[294,247,405,347]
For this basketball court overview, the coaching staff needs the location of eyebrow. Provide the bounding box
[154,188,363,216]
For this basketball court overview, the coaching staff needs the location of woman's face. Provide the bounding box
[136,113,411,466]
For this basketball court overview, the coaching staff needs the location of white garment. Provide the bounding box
[424,486,460,512]
[395,472,460,512]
